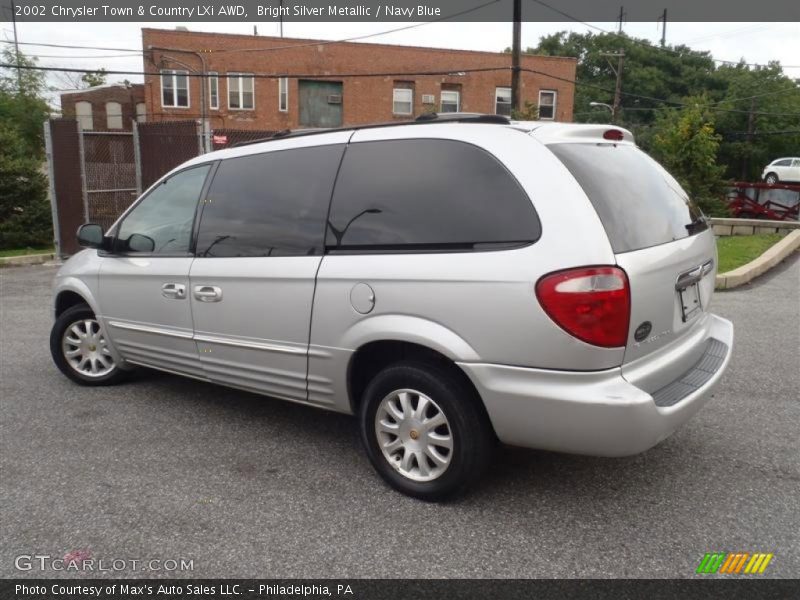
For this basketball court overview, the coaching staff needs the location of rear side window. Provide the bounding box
[326,139,540,250]
[548,144,707,253]
[195,144,345,257]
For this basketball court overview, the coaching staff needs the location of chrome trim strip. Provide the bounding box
[194,333,306,355]
[107,320,194,339]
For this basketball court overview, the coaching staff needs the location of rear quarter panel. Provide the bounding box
[308,125,623,413]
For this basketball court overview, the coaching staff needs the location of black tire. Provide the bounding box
[50,304,129,386]
[765,172,779,185]
[359,361,494,501]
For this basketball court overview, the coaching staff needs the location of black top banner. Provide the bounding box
[2,0,799,22]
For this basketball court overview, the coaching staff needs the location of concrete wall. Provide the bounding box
[710,218,800,237]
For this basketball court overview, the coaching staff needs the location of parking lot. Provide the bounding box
[1,255,798,579]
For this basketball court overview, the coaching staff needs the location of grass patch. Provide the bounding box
[0,246,54,258]
[716,234,783,273]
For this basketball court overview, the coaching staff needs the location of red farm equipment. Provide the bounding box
[725,181,800,221]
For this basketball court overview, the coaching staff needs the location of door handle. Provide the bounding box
[161,283,186,299]
[193,285,223,302]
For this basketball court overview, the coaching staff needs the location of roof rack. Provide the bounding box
[230,113,511,148]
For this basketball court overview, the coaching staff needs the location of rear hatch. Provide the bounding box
[547,141,716,364]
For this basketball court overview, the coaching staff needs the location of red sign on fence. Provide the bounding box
[212,134,228,146]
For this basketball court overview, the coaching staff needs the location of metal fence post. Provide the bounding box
[43,120,62,258]
[132,119,142,197]
[196,119,205,156]
[76,121,89,222]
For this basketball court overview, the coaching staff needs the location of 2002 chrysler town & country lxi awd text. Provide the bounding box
[50,114,733,500]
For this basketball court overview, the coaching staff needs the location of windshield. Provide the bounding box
[548,143,707,253]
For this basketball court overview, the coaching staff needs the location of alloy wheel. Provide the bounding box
[374,388,453,482]
[61,318,115,378]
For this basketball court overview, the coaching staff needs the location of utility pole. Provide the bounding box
[617,6,625,34]
[10,0,22,92]
[601,50,625,123]
[743,97,756,180]
[511,0,522,114]
[279,0,284,38]
[659,9,667,47]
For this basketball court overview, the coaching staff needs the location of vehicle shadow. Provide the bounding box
[130,367,697,507]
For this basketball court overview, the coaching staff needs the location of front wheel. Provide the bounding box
[50,304,129,386]
[765,172,779,185]
[359,361,494,500]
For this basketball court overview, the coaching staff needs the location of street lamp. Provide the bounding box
[589,101,613,113]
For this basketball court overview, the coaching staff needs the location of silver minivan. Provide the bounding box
[50,115,733,500]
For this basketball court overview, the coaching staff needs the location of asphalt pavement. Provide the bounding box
[1,254,798,578]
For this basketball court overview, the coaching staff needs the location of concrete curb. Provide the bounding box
[0,253,56,268]
[716,229,800,290]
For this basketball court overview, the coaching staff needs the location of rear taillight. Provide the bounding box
[535,266,630,348]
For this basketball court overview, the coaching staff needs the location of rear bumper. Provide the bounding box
[458,313,733,457]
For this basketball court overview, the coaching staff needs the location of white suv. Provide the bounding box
[50,115,733,500]
[762,157,800,184]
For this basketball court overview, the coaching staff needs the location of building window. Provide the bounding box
[228,73,254,110]
[106,101,123,129]
[161,70,189,108]
[208,72,219,110]
[278,77,288,112]
[495,87,512,116]
[538,90,557,120]
[75,101,93,130]
[440,90,460,113]
[136,102,146,123]
[392,87,413,115]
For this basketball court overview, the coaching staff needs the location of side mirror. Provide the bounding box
[126,233,155,253]
[77,223,104,249]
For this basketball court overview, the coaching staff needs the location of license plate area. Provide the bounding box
[679,282,702,322]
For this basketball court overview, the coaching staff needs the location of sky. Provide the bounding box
[1,20,798,107]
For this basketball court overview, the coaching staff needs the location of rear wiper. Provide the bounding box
[685,215,709,234]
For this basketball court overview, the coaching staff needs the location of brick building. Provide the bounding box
[141,28,576,131]
[60,83,145,131]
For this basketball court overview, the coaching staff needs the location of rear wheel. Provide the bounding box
[359,361,494,500]
[765,172,779,184]
[50,304,128,386]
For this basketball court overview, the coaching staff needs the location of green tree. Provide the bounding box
[81,69,107,88]
[0,122,52,250]
[0,47,51,159]
[520,31,800,183]
[522,31,718,126]
[0,48,54,249]
[649,98,727,215]
[511,100,539,120]
[709,63,800,180]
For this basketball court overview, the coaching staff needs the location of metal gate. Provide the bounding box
[45,119,279,257]
[299,80,343,128]
[79,131,137,231]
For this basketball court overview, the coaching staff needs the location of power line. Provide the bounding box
[0,0,497,57]
[0,39,142,52]
[24,53,144,59]
[525,0,800,69]
[211,0,500,55]
[6,60,799,117]
[519,67,800,116]
[1,61,511,80]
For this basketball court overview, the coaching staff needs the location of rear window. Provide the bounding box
[548,143,707,253]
